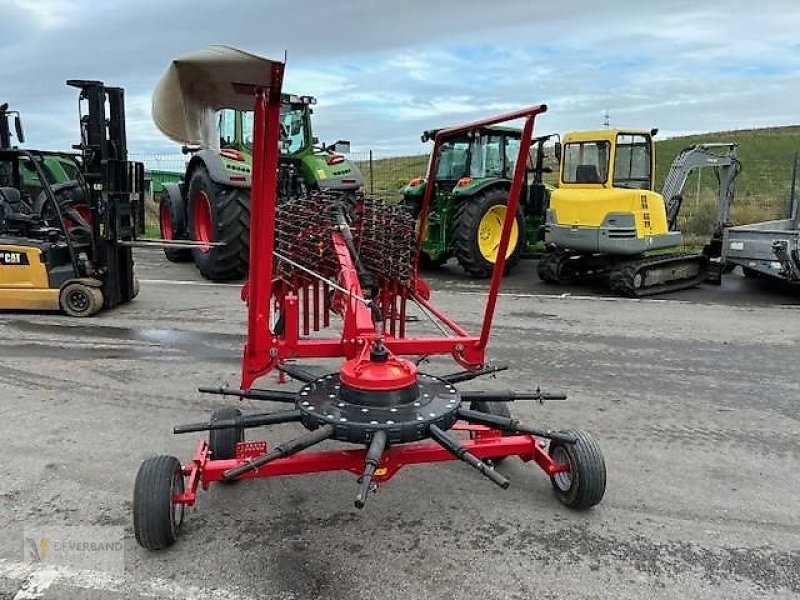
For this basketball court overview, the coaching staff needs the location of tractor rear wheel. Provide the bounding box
[133,455,185,550]
[452,188,524,277]
[187,167,250,281]
[548,429,606,509]
[159,192,192,263]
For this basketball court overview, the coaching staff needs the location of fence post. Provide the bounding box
[369,149,374,195]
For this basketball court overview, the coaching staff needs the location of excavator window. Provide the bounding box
[613,134,652,190]
[562,141,609,184]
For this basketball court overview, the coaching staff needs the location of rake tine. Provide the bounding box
[428,424,509,489]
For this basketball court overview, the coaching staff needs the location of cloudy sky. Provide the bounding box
[2,0,799,161]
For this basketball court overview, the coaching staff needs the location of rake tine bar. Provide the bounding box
[428,424,509,489]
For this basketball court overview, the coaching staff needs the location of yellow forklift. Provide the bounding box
[0,80,144,316]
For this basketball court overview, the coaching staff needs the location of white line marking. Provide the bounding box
[139,278,242,288]
[0,559,257,600]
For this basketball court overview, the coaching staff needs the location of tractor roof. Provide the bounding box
[421,125,521,143]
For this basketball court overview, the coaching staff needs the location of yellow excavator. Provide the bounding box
[537,128,739,296]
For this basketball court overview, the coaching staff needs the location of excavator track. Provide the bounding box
[608,253,709,297]
[536,249,610,284]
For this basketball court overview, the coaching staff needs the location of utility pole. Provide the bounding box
[603,109,610,130]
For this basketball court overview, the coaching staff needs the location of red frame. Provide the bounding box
[241,97,548,389]
[175,424,568,506]
[175,58,562,502]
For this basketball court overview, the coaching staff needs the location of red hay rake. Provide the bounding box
[133,54,606,551]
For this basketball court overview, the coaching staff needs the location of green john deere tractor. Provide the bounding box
[401,127,555,277]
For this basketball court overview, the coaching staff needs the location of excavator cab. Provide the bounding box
[547,129,679,255]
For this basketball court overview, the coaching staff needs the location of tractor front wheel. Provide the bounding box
[452,189,524,277]
[187,167,250,281]
[159,192,192,263]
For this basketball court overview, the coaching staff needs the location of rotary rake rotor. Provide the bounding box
[133,51,606,551]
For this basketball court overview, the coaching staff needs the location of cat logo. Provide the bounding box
[0,251,29,265]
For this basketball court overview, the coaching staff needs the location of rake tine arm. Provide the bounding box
[276,363,319,383]
[222,424,336,481]
[457,408,577,444]
[428,424,509,489]
[354,430,388,509]
[459,390,567,402]
[198,386,298,403]
[440,365,509,384]
[173,410,304,434]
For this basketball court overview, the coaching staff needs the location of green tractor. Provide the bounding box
[154,48,363,281]
[401,127,555,277]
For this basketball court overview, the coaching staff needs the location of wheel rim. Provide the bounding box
[551,445,573,492]
[170,470,184,532]
[633,272,643,289]
[193,190,213,253]
[478,204,518,263]
[66,289,90,314]
[160,203,173,241]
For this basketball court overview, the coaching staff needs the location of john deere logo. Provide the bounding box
[24,537,49,562]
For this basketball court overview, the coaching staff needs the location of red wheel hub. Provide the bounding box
[339,343,417,392]
[193,190,213,253]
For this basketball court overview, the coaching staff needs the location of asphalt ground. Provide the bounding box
[0,248,798,599]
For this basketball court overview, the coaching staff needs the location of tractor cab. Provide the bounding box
[401,127,555,274]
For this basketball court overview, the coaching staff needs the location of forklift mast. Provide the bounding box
[66,80,145,309]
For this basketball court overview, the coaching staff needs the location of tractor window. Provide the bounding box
[435,141,470,181]
[614,134,652,189]
[281,106,307,155]
[562,141,610,184]
[470,135,505,179]
[242,112,254,148]
[218,109,237,148]
[505,137,521,178]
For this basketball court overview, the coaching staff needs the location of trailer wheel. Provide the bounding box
[59,282,103,317]
[469,400,512,465]
[159,193,192,263]
[548,429,606,509]
[133,455,185,550]
[209,407,244,461]
[187,167,250,281]
[452,188,524,277]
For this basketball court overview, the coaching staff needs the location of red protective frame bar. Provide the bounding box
[173,425,568,507]
[240,74,547,388]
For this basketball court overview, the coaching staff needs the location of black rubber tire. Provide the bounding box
[59,282,103,317]
[209,407,244,461]
[548,429,606,509]
[469,400,512,465]
[133,455,185,550]
[187,167,250,281]
[452,188,525,278]
[159,192,192,263]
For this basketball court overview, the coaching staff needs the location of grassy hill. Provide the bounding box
[358,125,800,238]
